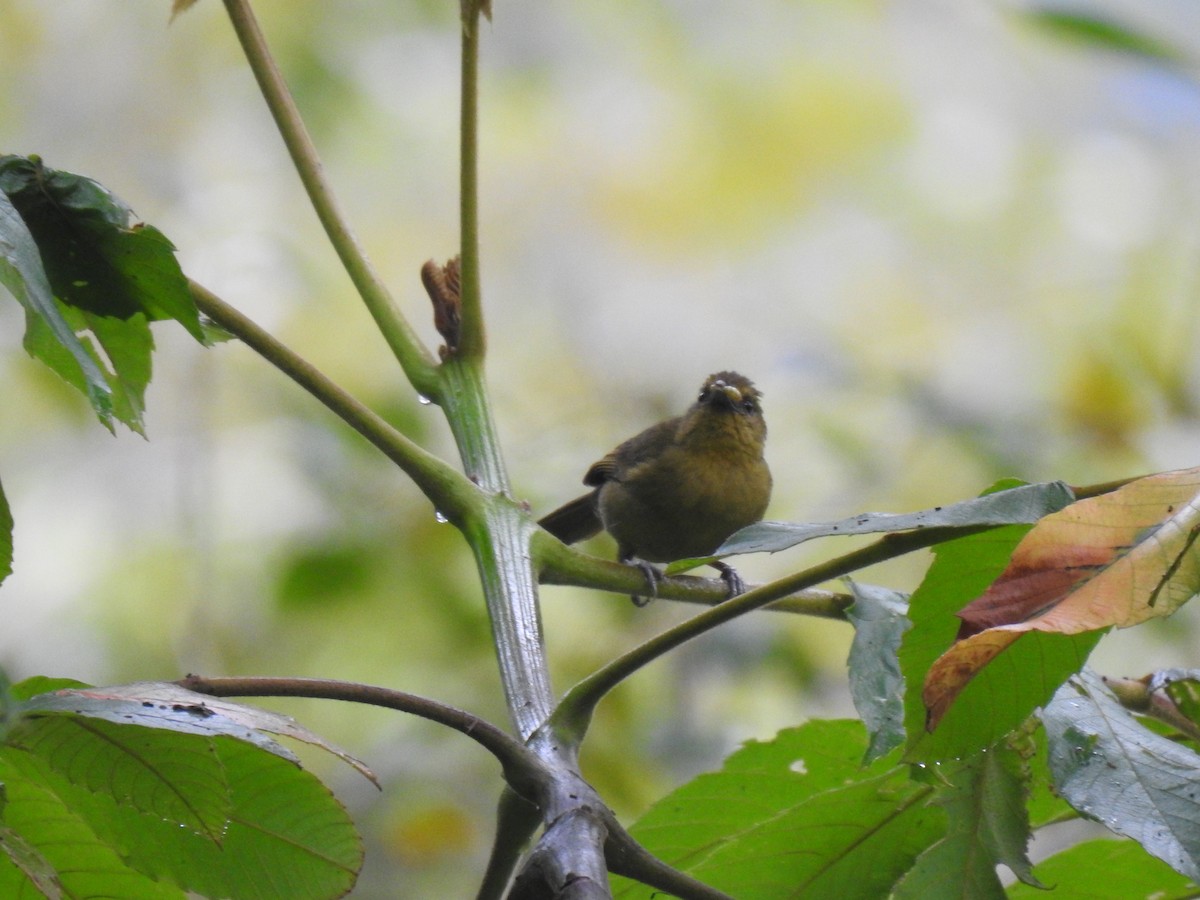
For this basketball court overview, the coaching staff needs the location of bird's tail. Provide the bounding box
[538,492,603,545]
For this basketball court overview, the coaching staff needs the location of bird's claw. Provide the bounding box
[712,561,745,599]
[629,561,662,607]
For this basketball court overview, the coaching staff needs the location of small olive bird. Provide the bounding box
[539,371,772,603]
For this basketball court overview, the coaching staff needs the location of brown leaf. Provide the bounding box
[924,467,1200,730]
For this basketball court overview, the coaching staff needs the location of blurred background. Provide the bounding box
[3,0,1200,894]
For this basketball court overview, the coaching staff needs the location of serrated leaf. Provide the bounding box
[924,468,1200,730]
[1008,837,1197,899]
[901,528,1101,762]
[0,732,362,899]
[845,581,910,762]
[0,189,113,425]
[1043,669,1200,882]
[716,481,1075,556]
[894,747,1039,899]
[0,748,183,899]
[612,721,945,899]
[0,156,203,339]
[0,681,367,898]
[6,715,232,841]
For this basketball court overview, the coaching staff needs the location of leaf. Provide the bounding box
[0,680,368,898]
[923,468,1200,730]
[0,156,203,338]
[0,821,64,900]
[0,477,11,588]
[0,155,207,432]
[716,481,1075,556]
[0,735,361,899]
[0,749,183,899]
[900,528,1101,762]
[1158,670,1200,735]
[845,581,910,763]
[1007,838,1197,899]
[0,188,113,425]
[611,721,945,899]
[1043,669,1200,882]
[1021,10,1187,65]
[19,681,377,787]
[893,747,1039,899]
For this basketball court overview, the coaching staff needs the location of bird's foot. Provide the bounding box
[629,561,663,607]
[712,561,745,599]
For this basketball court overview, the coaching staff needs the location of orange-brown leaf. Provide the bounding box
[924,467,1200,729]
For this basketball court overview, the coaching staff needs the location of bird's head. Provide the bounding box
[697,371,763,417]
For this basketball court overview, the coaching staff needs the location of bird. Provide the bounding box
[539,371,772,604]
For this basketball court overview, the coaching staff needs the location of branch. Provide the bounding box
[434,5,553,742]
[552,524,995,739]
[178,674,544,790]
[189,280,477,526]
[535,532,853,617]
[220,0,440,398]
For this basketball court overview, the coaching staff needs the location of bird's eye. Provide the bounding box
[742,399,756,413]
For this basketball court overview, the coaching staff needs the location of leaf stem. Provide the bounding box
[456,9,484,359]
[179,674,539,784]
[220,0,440,398]
[553,525,993,739]
[190,280,476,524]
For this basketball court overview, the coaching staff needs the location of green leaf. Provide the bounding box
[0,155,208,432]
[0,188,114,425]
[1043,669,1200,882]
[0,155,203,339]
[0,477,11,588]
[7,716,233,842]
[1008,838,1197,899]
[0,682,369,898]
[895,747,1040,899]
[0,819,63,899]
[0,735,362,899]
[718,481,1075,556]
[1021,10,1187,65]
[900,527,1101,762]
[612,721,945,899]
[7,677,88,704]
[845,581,910,762]
[0,748,183,899]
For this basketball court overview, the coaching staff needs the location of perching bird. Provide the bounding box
[539,371,771,603]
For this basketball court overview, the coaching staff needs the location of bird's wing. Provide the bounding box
[584,416,681,486]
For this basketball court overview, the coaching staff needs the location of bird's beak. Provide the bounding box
[717,382,743,405]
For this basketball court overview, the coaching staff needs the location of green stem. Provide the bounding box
[535,532,853,617]
[190,281,475,524]
[221,0,440,399]
[438,10,552,740]
[457,10,484,359]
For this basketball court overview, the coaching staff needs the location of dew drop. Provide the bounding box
[434,510,448,524]
[417,394,433,406]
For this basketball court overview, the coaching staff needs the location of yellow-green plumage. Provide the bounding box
[539,371,771,587]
